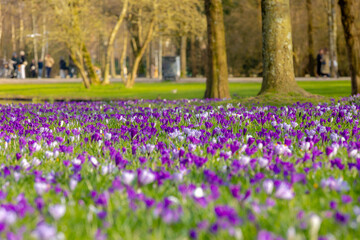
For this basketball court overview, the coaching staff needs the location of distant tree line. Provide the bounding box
[0,0,358,97]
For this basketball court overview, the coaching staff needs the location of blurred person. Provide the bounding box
[29,59,37,78]
[45,54,55,78]
[316,49,324,77]
[38,59,44,78]
[18,51,27,79]
[10,52,18,78]
[59,57,67,79]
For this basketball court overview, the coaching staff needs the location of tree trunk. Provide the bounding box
[82,43,101,85]
[103,0,128,85]
[328,0,338,77]
[259,0,308,95]
[0,3,3,57]
[120,31,128,84]
[41,16,46,61]
[339,0,360,95]
[146,45,150,78]
[181,36,187,78]
[204,0,230,99]
[158,37,163,80]
[190,35,197,77]
[11,15,16,53]
[111,50,116,77]
[126,19,155,88]
[70,49,91,89]
[306,0,315,76]
[31,1,38,66]
[19,4,24,50]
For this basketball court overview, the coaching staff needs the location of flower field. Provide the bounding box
[0,98,360,239]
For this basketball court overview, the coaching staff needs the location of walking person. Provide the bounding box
[29,59,37,78]
[316,49,324,77]
[38,59,44,78]
[59,57,67,79]
[10,52,18,78]
[18,51,27,79]
[44,54,54,78]
[321,48,330,77]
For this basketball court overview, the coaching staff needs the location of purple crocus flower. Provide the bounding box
[341,195,352,204]
[334,211,350,224]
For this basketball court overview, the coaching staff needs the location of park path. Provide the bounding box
[0,77,350,85]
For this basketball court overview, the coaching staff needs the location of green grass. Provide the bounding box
[0,80,351,101]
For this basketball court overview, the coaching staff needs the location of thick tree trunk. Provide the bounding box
[181,36,187,78]
[259,0,308,95]
[190,35,197,77]
[204,0,230,99]
[328,0,338,77]
[82,44,101,85]
[339,0,360,95]
[103,0,128,85]
[306,0,315,76]
[11,15,16,53]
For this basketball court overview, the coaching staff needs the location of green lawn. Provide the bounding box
[0,80,351,101]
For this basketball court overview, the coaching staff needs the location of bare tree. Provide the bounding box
[103,0,128,85]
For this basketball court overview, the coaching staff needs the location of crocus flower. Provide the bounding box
[31,223,57,240]
[48,204,66,220]
[262,180,274,195]
[138,169,155,185]
[275,182,294,200]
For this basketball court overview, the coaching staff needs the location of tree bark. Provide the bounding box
[259,0,308,95]
[181,36,187,78]
[111,50,116,77]
[41,16,46,61]
[82,43,101,85]
[146,44,151,78]
[31,1,38,66]
[103,0,128,85]
[204,0,230,99]
[306,0,315,76]
[70,49,91,89]
[19,4,24,50]
[158,37,163,80]
[120,31,128,84]
[328,0,338,77]
[339,0,360,95]
[11,15,16,53]
[0,3,3,57]
[190,35,197,77]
